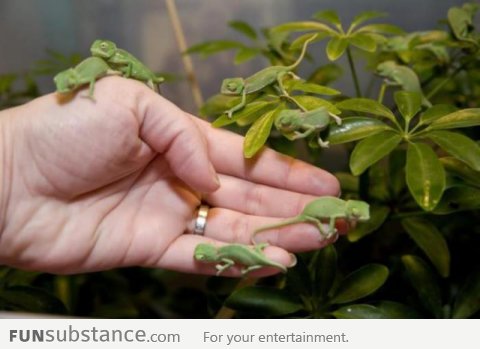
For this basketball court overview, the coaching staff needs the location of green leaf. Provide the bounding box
[433,187,480,214]
[427,130,480,171]
[326,36,348,61]
[350,131,402,176]
[286,255,312,297]
[419,104,458,125]
[453,270,480,319]
[0,285,67,314]
[212,101,274,128]
[312,245,337,302]
[335,172,359,193]
[184,40,245,57]
[336,98,396,122]
[234,47,260,64]
[388,149,407,197]
[313,10,341,27]
[225,286,304,316]
[348,33,377,52]
[349,11,387,30]
[394,91,422,123]
[308,63,343,85]
[427,108,480,130]
[291,95,340,114]
[402,218,450,277]
[348,205,390,242]
[200,94,244,118]
[330,264,389,304]
[328,117,392,144]
[289,80,340,96]
[228,20,257,40]
[406,142,445,211]
[243,108,278,158]
[401,255,443,318]
[290,32,329,50]
[373,301,420,319]
[447,7,477,43]
[357,24,405,35]
[332,304,389,319]
[271,21,336,35]
[440,157,480,188]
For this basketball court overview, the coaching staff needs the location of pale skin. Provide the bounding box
[0,77,342,277]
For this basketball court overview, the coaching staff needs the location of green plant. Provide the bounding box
[189,3,480,319]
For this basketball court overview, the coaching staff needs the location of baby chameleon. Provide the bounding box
[54,56,121,99]
[194,243,289,276]
[221,33,318,118]
[274,107,342,147]
[252,197,370,242]
[376,60,431,107]
[90,39,165,92]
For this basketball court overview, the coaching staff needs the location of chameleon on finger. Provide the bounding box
[194,243,290,276]
[376,60,431,107]
[90,39,165,92]
[274,107,342,147]
[252,197,370,242]
[54,56,122,99]
[221,33,318,118]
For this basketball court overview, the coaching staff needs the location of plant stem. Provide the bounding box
[165,0,205,113]
[426,62,468,100]
[390,211,431,219]
[378,82,387,104]
[346,47,362,98]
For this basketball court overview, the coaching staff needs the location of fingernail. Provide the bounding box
[288,253,297,268]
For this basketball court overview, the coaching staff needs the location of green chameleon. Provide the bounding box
[220,33,318,118]
[274,107,342,147]
[252,197,370,241]
[194,243,288,276]
[376,60,431,107]
[54,56,121,99]
[90,39,165,92]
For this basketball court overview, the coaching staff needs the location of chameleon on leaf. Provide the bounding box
[90,39,165,92]
[252,197,370,241]
[376,60,431,107]
[274,107,342,147]
[54,56,121,99]
[221,33,318,118]
[194,243,289,276]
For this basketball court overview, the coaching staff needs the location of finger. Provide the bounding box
[138,91,219,193]
[152,234,295,277]
[204,173,319,217]
[186,207,343,252]
[193,118,340,196]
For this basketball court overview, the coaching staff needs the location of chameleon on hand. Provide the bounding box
[274,107,342,147]
[252,197,370,241]
[54,56,121,99]
[90,39,165,92]
[220,33,318,118]
[376,60,431,107]
[194,243,289,276]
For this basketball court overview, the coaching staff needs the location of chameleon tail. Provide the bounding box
[252,216,304,244]
[287,33,318,71]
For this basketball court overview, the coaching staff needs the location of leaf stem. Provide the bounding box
[377,82,387,104]
[346,47,362,98]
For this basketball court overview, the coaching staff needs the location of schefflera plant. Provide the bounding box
[190,4,480,319]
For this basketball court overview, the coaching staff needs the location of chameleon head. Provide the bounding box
[376,60,396,75]
[193,244,218,262]
[53,69,78,93]
[345,200,370,222]
[90,39,117,59]
[274,110,301,132]
[220,78,244,95]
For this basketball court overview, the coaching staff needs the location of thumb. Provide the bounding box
[138,93,220,193]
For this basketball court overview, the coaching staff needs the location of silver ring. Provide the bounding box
[193,205,209,235]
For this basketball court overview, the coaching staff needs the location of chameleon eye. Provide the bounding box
[100,43,107,49]
[227,82,237,91]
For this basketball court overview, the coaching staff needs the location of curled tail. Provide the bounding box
[252,216,304,244]
[287,33,318,70]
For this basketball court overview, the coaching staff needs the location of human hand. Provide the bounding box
[0,77,340,276]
